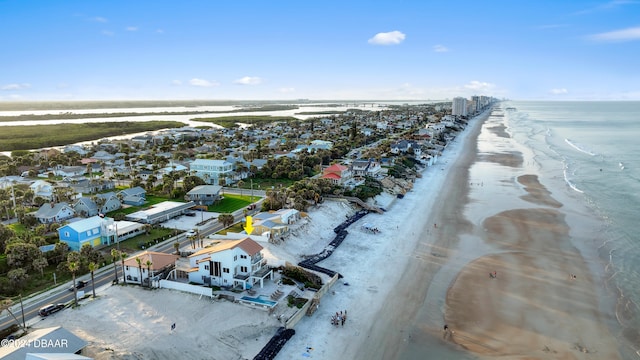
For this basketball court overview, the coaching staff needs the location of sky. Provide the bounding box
[1,0,639,101]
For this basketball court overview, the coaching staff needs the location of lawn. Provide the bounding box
[216,223,244,235]
[110,228,176,252]
[238,178,295,190]
[209,193,255,213]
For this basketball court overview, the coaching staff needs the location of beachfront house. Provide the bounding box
[351,158,382,179]
[123,251,180,285]
[187,237,273,290]
[320,163,353,185]
[390,140,422,156]
[251,209,301,238]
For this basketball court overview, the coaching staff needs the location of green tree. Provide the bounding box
[218,213,235,228]
[135,257,143,285]
[88,262,97,298]
[145,260,153,288]
[67,252,80,307]
[120,251,128,285]
[32,256,48,277]
[7,268,29,291]
[173,242,180,255]
[111,248,120,284]
[6,242,41,271]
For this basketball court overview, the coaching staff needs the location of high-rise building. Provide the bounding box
[452,97,467,116]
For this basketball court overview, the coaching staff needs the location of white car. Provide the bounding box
[185,229,197,237]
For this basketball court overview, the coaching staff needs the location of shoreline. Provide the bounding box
[279,103,622,360]
[275,108,492,360]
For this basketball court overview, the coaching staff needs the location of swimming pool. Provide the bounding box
[240,295,277,308]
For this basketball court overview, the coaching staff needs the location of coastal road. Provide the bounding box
[0,269,114,331]
[1,200,264,333]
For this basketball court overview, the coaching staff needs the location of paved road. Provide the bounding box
[1,197,265,332]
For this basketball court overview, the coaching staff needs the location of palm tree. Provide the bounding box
[88,262,97,298]
[135,257,143,285]
[145,260,153,288]
[67,254,80,307]
[120,251,128,284]
[173,242,180,255]
[111,248,120,284]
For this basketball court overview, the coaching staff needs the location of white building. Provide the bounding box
[189,159,234,185]
[452,97,468,117]
[187,237,273,290]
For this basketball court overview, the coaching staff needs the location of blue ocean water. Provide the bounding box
[505,101,640,358]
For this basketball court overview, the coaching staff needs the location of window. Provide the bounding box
[223,268,229,273]
[240,255,247,259]
[241,266,247,272]
[92,228,99,235]
[204,265,209,270]
[64,231,70,237]
[86,231,91,236]
[126,266,129,270]
[234,255,237,261]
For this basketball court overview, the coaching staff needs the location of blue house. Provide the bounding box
[57,216,115,251]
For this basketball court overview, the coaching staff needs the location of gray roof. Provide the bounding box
[0,326,87,360]
[187,185,222,195]
[35,203,72,218]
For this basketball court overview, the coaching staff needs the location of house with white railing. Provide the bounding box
[187,237,273,290]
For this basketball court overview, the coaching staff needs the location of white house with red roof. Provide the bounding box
[187,237,273,290]
[320,163,352,185]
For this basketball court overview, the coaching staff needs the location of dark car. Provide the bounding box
[38,303,65,316]
[184,211,196,217]
[68,280,89,291]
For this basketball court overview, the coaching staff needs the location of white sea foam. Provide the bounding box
[565,138,597,156]
[563,167,584,193]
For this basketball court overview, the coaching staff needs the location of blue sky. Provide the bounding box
[1,0,639,101]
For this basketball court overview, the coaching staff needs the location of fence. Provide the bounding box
[158,279,213,297]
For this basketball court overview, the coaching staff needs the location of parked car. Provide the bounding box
[185,229,197,237]
[68,280,89,291]
[184,211,196,217]
[38,303,65,316]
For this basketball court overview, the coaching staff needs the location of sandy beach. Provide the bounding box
[29,107,623,360]
[280,107,621,359]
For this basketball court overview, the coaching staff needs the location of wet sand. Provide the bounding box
[355,108,622,359]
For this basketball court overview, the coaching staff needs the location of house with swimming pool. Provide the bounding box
[187,237,273,290]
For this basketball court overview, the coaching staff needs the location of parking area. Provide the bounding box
[161,211,219,231]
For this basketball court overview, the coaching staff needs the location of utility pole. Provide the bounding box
[19,294,25,330]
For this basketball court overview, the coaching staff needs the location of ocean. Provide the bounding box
[504,101,640,358]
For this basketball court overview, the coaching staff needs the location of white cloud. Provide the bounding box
[126,26,138,32]
[156,29,164,34]
[234,76,262,85]
[101,30,114,36]
[93,16,108,23]
[368,31,406,45]
[588,26,640,42]
[2,83,31,90]
[433,44,449,52]
[189,78,219,87]
[171,80,183,86]
[279,87,296,94]
[549,88,568,94]
[575,0,636,15]
[463,80,496,92]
